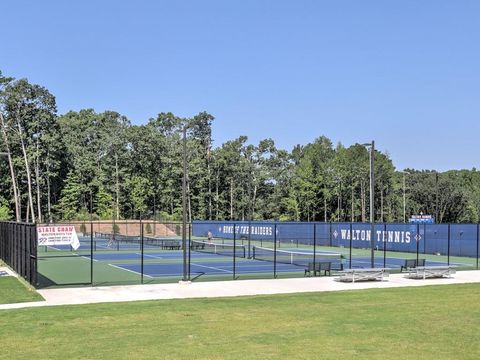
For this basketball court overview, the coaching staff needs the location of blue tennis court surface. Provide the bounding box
[115,260,303,277]
[46,239,469,280]
[96,250,463,278]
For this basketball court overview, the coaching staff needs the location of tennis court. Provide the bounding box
[36,231,471,287]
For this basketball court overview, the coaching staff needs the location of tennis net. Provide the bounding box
[252,246,342,267]
[191,240,246,258]
[91,232,181,249]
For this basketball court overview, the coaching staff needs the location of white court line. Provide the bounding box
[135,253,164,260]
[191,263,233,274]
[81,256,98,262]
[108,264,153,278]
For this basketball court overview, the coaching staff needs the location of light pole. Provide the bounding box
[434,171,439,223]
[402,171,410,223]
[362,141,375,268]
[181,125,189,282]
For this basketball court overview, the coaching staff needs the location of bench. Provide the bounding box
[335,268,389,283]
[304,262,332,277]
[407,266,455,280]
[163,240,181,250]
[400,258,426,272]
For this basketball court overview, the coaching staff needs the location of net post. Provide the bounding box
[273,223,277,278]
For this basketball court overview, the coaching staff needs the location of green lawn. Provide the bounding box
[0,276,43,304]
[1,284,480,359]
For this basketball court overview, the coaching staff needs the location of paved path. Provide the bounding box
[2,270,480,310]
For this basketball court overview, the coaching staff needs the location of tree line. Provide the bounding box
[1,70,479,224]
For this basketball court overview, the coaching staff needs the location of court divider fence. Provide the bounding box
[8,220,480,288]
[0,221,37,286]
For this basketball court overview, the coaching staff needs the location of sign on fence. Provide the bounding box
[37,225,80,250]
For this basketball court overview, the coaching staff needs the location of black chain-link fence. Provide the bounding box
[0,221,37,286]
[4,220,478,288]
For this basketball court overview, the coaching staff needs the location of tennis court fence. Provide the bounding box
[4,220,480,288]
[0,221,37,286]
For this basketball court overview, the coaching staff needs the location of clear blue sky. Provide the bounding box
[1,1,479,171]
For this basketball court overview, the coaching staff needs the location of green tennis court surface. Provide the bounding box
[36,235,476,288]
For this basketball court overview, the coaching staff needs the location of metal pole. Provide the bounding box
[90,191,93,286]
[447,223,450,265]
[383,223,387,268]
[182,126,188,281]
[403,172,406,223]
[140,218,144,284]
[248,220,251,259]
[188,223,191,279]
[233,223,236,280]
[349,222,352,269]
[476,223,479,270]
[416,223,420,264]
[370,141,375,268]
[273,224,277,278]
[435,172,439,222]
[313,224,316,270]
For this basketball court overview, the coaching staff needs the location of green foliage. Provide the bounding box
[79,223,87,235]
[0,196,12,220]
[95,186,114,220]
[112,223,120,234]
[128,175,152,218]
[2,68,480,224]
[56,172,83,220]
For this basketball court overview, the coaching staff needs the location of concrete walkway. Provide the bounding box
[2,270,480,310]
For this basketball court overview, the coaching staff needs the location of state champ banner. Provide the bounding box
[37,225,81,250]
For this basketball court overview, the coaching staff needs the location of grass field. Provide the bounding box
[1,284,480,359]
[0,276,43,304]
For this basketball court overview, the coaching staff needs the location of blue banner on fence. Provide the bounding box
[193,221,480,258]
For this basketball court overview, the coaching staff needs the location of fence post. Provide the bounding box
[383,223,387,268]
[90,219,94,286]
[416,223,420,264]
[349,222,352,269]
[447,224,451,265]
[329,221,333,247]
[233,223,236,280]
[188,223,191,280]
[274,223,277,278]
[313,224,316,270]
[477,223,479,270]
[248,220,251,259]
[140,218,144,284]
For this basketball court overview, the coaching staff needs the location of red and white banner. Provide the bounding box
[37,225,80,251]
